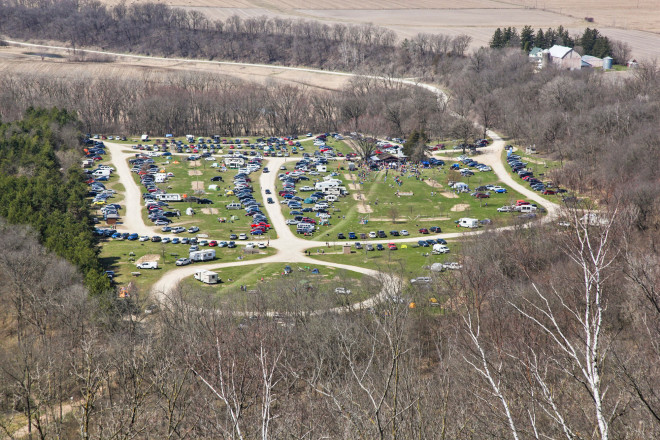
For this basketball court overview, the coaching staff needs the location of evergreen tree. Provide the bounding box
[545,28,558,47]
[592,36,611,58]
[520,25,535,52]
[580,28,598,54]
[535,28,546,48]
[490,28,505,49]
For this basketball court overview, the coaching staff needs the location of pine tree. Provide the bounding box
[520,25,535,52]
[535,28,546,48]
[490,28,505,49]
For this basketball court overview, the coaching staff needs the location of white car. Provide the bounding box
[286,219,299,225]
[400,230,409,236]
[334,287,352,295]
[368,231,377,238]
[139,235,150,242]
[497,205,514,212]
[238,233,248,240]
[258,242,267,248]
[175,258,191,266]
[443,262,463,270]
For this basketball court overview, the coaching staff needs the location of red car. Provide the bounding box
[474,193,490,199]
[208,240,218,247]
[251,223,271,229]
[301,217,316,224]
[543,189,556,195]
[419,228,429,234]
[388,243,398,250]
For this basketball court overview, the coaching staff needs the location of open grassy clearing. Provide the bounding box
[180,263,377,308]
[98,240,275,292]
[306,243,459,280]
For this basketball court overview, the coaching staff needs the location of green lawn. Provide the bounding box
[306,244,459,280]
[98,240,275,293]
[180,263,377,309]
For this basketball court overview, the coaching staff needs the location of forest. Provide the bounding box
[0,108,110,296]
[0,0,470,75]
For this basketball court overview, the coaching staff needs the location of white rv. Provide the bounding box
[194,270,219,284]
[458,218,479,228]
[189,249,216,262]
[141,134,149,141]
[157,193,182,202]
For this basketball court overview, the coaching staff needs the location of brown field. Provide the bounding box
[0,46,352,91]
[102,0,660,60]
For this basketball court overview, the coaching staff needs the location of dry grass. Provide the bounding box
[450,203,471,212]
[135,254,160,264]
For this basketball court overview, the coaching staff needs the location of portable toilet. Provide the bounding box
[603,56,613,70]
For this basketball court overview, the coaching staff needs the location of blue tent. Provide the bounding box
[311,268,320,274]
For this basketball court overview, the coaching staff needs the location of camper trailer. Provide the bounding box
[316,165,327,172]
[194,270,219,284]
[189,249,216,262]
[141,134,149,141]
[186,134,194,142]
[156,193,182,202]
[458,218,479,228]
[154,173,167,183]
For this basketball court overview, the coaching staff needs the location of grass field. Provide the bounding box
[98,240,275,292]
[306,243,459,280]
[180,263,378,309]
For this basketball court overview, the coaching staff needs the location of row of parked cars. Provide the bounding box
[507,149,565,195]
[278,157,343,235]
[227,167,273,237]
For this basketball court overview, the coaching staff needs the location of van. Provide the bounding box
[519,205,537,213]
[92,169,111,178]
[226,203,242,210]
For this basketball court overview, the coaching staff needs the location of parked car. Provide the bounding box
[419,228,429,234]
[388,243,397,250]
[376,244,385,251]
[188,226,200,233]
[175,258,191,266]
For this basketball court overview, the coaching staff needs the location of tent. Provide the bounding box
[186,207,195,215]
[430,263,445,272]
[311,268,320,274]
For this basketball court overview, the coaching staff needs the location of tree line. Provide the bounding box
[0,108,111,296]
[489,25,631,62]
[0,71,453,140]
[0,0,470,75]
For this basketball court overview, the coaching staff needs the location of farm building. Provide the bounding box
[544,45,582,70]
